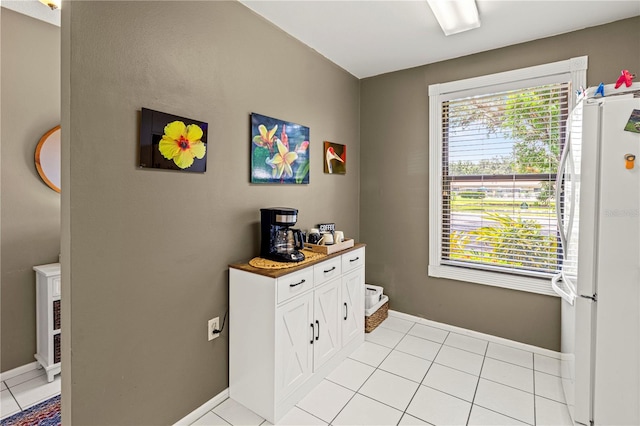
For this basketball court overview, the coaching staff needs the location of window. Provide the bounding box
[428,57,587,295]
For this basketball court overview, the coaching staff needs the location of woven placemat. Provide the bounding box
[249,250,326,269]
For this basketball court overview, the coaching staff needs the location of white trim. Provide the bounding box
[441,74,574,103]
[570,57,588,98]
[431,56,587,96]
[388,310,561,359]
[428,56,588,296]
[173,388,229,426]
[0,362,39,382]
[429,90,443,281]
[428,264,558,297]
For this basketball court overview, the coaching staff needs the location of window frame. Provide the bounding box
[428,56,588,296]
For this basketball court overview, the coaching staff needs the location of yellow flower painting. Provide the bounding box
[159,121,206,169]
[250,112,309,184]
[266,140,298,179]
[252,124,278,153]
[139,108,208,173]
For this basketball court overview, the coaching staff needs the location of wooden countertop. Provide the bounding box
[229,243,365,279]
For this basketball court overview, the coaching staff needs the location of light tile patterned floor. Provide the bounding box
[192,314,573,426]
[0,314,572,426]
[0,368,61,420]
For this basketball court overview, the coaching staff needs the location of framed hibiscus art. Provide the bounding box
[250,112,309,184]
[139,108,208,172]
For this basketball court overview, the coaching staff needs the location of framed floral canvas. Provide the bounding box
[139,108,208,172]
[323,141,346,174]
[251,113,309,184]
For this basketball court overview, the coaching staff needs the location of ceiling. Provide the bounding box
[3,0,639,78]
[239,0,640,78]
[2,0,60,27]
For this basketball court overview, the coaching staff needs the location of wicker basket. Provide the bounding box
[365,301,389,333]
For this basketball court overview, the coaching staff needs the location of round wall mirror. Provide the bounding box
[35,125,61,193]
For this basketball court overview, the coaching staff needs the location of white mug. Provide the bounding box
[318,232,334,245]
[334,231,345,244]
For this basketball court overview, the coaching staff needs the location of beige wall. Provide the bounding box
[360,16,640,351]
[62,1,360,424]
[1,8,61,372]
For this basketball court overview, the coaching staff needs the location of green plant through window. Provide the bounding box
[449,212,558,271]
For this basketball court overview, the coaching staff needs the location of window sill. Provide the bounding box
[428,264,558,297]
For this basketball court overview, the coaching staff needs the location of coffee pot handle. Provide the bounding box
[292,229,304,250]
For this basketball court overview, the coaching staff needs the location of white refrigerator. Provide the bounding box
[553,82,640,425]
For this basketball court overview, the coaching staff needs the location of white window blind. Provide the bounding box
[428,56,588,295]
[441,83,570,277]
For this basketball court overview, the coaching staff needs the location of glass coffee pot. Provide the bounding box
[274,228,304,255]
[260,207,306,262]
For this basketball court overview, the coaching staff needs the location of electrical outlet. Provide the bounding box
[208,317,220,341]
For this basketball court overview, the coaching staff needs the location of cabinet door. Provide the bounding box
[313,279,341,370]
[342,267,364,346]
[276,292,314,399]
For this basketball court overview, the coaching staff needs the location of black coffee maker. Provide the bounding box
[260,207,305,262]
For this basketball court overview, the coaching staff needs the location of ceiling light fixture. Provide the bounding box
[427,0,480,36]
[39,0,60,10]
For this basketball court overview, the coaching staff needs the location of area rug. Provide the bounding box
[1,395,60,426]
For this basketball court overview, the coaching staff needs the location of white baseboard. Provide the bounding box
[174,388,229,426]
[388,310,562,359]
[0,361,39,382]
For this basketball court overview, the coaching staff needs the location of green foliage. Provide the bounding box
[459,191,487,199]
[503,90,563,174]
[449,212,557,272]
[449,156,515,176]
[449,230,480,260]
[447,86,566,175]
[536,181,555,206]
[295,160,309,184]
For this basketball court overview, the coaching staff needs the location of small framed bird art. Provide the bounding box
[324,141,346,174]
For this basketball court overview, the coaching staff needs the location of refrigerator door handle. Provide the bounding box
[552,272,576,305]
[562,270,578,295]
[556,131,571,251]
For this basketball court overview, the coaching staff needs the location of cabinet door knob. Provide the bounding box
[310,323,314,344]
[349,257,359,263]
[344,302,348,320]
[315,320,320,341]
[324,266,336,273]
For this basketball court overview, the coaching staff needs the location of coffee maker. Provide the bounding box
[260,207,305,262]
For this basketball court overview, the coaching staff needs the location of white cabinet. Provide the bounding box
[275,291,314,399]
[33,263,61,382]
[229,245,365,424]
[275,278,341,401]
[342,267,365,346]
[311,278,341,370]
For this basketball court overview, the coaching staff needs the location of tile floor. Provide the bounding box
[0,314,573,426]
[0,367,61,420]
[192,314,573,426]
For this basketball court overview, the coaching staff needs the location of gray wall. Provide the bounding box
[360,16,640,351]
[61,1,359,424]
[1,8,61,372]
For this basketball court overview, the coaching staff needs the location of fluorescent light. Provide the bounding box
[39,0,61,10]
[427,0,480,36]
